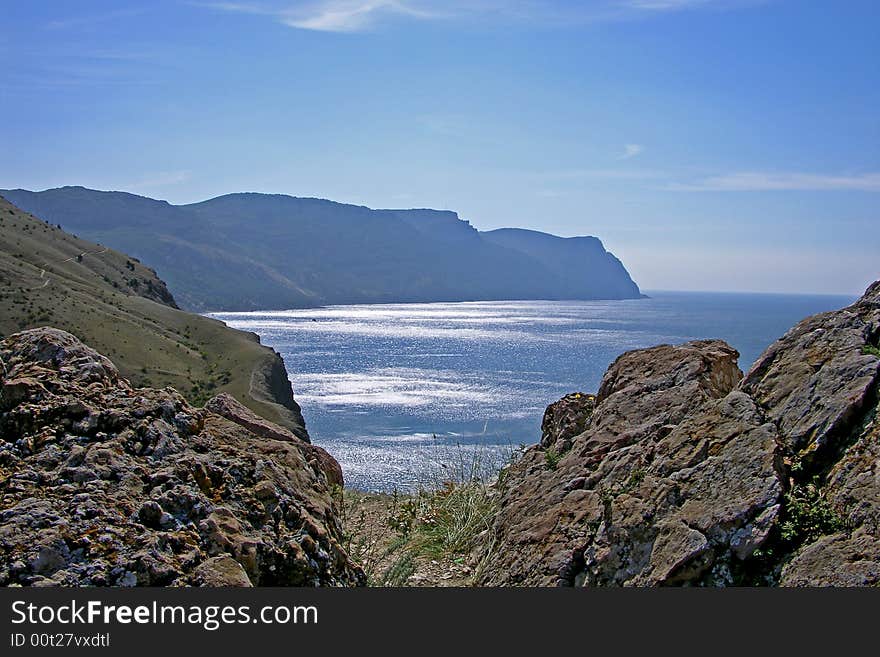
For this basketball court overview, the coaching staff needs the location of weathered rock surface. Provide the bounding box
[0,328,364,587]
[205,393,343,487]
[741,279,880,467]
[540,393,595,452]
[483,281,880,586]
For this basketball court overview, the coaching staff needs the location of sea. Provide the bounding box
[210,291,855,492]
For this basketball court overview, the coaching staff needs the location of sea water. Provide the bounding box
[211,291,854,491]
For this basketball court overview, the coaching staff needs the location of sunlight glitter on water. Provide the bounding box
[212,292,853,491]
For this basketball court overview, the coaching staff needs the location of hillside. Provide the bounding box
[1,187,642,311]
[0,196,307,437]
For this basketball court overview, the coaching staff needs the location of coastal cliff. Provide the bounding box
[0,328,361,586]
[481,279,880,586]
[251,345,310,442]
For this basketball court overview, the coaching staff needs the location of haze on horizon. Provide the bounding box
[2,1,878,296]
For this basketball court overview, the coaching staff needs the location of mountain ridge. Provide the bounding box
[1,186,642,312]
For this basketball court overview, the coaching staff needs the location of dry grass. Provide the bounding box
[339,445,523,586]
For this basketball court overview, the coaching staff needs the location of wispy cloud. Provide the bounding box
[194,0,768,33]
[623,0,767,11]
[529,166,880,194]
[193,1,440,32]
[284,1,439,32]
[666,171,880,192]
[624,0,713,10]
[618,143,644,160]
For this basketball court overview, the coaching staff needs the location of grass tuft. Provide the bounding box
[340,444,520,586]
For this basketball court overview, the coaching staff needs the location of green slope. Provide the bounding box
[0,195,308,437]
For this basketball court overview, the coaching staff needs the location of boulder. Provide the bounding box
[483,340,772,586]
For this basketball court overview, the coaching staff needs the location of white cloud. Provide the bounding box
[666,171,880,192]
[623,0,766,11]
[624,0,713,10]
[618,143,644,160]
[195,0,768,33]
[538,167,663,181]
[194,1,440,32]
[282,1,439,32]
[528,166,880,194]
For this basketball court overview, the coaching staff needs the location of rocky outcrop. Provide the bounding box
[0,328,364,587]
[748,279,880,586]
[205,393,342,486]
[483,281,880,586]
[0,195,311,438]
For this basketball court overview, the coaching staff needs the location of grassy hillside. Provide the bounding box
[0,195,307,436]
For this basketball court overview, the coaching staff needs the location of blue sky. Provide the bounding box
[2,1,878,295]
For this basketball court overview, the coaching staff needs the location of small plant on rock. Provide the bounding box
[544,447,562,469]
[780,477,847,545]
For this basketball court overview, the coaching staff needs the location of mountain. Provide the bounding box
[481,280,880,586]
[1,187,642,311]
[0,195,307,437]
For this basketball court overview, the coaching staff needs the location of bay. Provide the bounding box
[211,291,854,491]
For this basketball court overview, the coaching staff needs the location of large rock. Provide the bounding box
[741,280,880,468]
[483,340,778,586]
[0,327,364,587]
[483,280,880,586]
[540,393,595,453]
[205,393,343,487]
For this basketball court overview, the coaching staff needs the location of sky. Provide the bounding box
[2,0,878,295]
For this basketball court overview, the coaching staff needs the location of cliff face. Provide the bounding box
[483,280,880,586]
[480,228,642,300]
[0,328,362,587]
[251,346,309,442]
